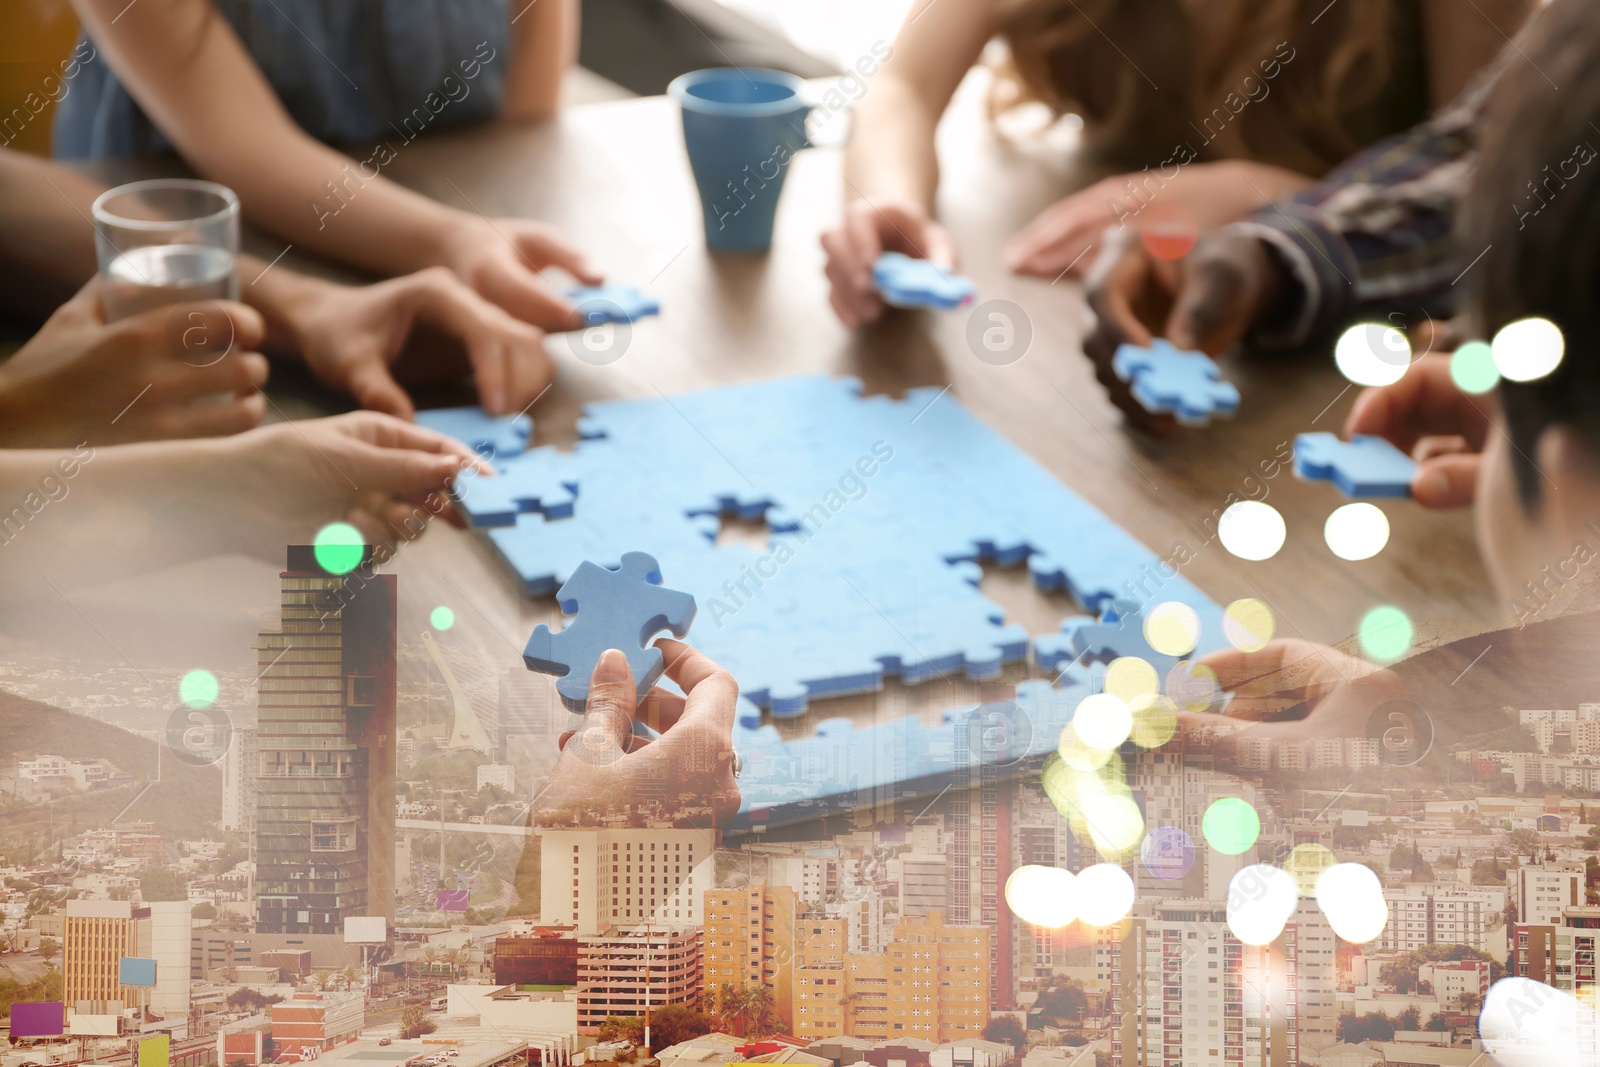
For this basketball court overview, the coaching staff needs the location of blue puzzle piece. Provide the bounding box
[567,284,660,325]
[524,551,698,711]
[1034,602,1180,677]
[415,406,531,460]
[1294,432,1418,498]
[1112,340,1240,426]
[873,253,976,310]
[119,957,157,987]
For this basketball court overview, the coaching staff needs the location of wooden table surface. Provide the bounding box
[67,74,1499,738]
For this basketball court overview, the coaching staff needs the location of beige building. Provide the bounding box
[792,910,990,1043]
[541,828,715,936]
[702,884,797,1029]
[64,899,151,1015]
[575,927,701,1035]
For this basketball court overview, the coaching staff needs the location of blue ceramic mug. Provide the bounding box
[668,68,812,253]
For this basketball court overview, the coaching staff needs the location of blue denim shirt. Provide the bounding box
[53,0,510,159]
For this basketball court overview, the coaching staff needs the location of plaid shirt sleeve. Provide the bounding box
[1231,57,1506,351]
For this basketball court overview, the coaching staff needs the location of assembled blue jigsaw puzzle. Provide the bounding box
[415,406,532,459]
[1112,340,1240,426]
[1294,432,1418,497]
[432,376,1225,833]
[873,252,976,310]
[567,284,660,325]
[524,551,698,711]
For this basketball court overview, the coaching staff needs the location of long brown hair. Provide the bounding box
[996,0,1410,176]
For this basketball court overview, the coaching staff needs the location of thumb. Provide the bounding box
[346,360,416,420]
[335,439,465,501]
[1412,453,1480,509]
[61,275,109,324]
[1167,257,1249,354]
[574,649,637,763]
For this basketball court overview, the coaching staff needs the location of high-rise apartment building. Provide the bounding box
[64,900,150,1015]
[1377,883,1507,953]
[1513,906,1600,1062]
[254,546,397,934]
[1109,900,1336,1067]
[540,828,715,936]
[702,885,796,1029]
[221,725,258,833]
[791,910,990,1042]
[1511,861,1586,926]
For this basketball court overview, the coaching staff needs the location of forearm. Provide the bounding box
[845,77,943,209]
[502,0,578,120]
[0,151,103,318]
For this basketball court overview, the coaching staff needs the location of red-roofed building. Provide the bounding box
[267,992,363,1056]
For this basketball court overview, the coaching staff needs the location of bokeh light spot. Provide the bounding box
[1005,865,1079,928]
[1073,692,1134,751]
[1075,863,1137,926]
[1315,862,1388,943]
[1450,340,1499,394]
[1492,316,1565,382]
[1056,730,1115,772]
[1144,602,1201,657]
[430,606,455,631]
[1104,657,1159,703]
[1359,605,1413,662]
[1082,794,1146,857]
[1129,694,1179,749]
[1223,598,1276,652]
[1227,864,1299,946]
[180,669,219,710]
[1324,502,1391,561]
[1218,501,1286,561]
[1141,826,1196,881]
[313,522,365,575]
[1286,843,1339,896]
[1166,660,1221,711]
[1335,323,1411,386]
[1203,797,1261,855]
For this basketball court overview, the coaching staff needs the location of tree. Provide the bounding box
[1037,975,1088,1021]
[1397,1006,1422,1032]
[139,868,184,902]
[745,983,778,1038]
[1461,991,1482,1014]
[37,937,58,963]
[983,1015,1027,1051]
[1425,1013,1451,1032]
[643,1004,714,1053]
[399,1005,436,1039]
[1507,828,1541,859]
[1337,1013,1396,1043]
[227,988,271,1012]
[596,1016,644,1045]
[192,902,218,920]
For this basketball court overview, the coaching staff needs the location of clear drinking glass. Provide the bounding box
[92,179,240,321]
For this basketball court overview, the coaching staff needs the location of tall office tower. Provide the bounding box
[1108,900,1337,1067]
[946,703,1015,1010]
[540,828,715,936]
[63,900,151,1014]
[254,546,397,934]
[701,885,797,1029]
[148,901,193,1025]
[498,668,558,763]
[220,725,258,833]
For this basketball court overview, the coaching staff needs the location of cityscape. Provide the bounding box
[2,552,1596,1067]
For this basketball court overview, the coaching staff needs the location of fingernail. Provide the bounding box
[594,648,631,683]
[1416,469,1449,503]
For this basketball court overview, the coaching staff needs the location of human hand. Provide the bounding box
[281,267,554,418]
[1082,226,1283,431]
[441,216,603,333]
[820,198,958,329]
[1006,160,1310,280]
[533,639,742,830]
[1184,639,1408,756]
[211,410,489,553]
[1345,353,1491,509]
[0,277,268,448]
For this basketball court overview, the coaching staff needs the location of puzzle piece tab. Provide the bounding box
[567,284,660,325]
[1034,601,1180,677]
[1112,340,1240,426]
[524,551,697,711]
[415,406,531,458]
[873,252,976,310]
[1294,432,1418,497]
